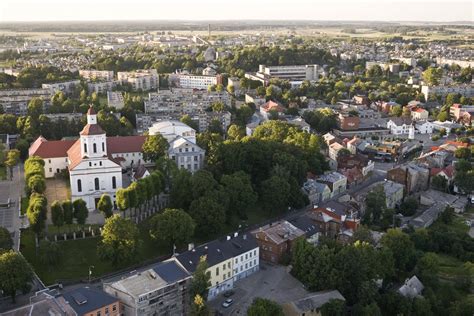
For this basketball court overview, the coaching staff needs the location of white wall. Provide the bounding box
[44,157,68,178]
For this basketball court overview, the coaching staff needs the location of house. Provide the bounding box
[103,259,191,316]
[132,164,150,181]
[328,142,345,161]
[414,120,434,134]
[337,154,375,177]
[148,120,205,173]
[176,233,259,300]
[302,179,331,205]
[259,100,285,120]
[387,117,414,135]
[411,108,429,121]
[398,276,424,298]
[387,163,430,194]
[450,104,474,125]
[420,189,467,214]
[62,287,120,316]
[337,113,360,131]
[382,180,405,209]
[1,290,76,316]
[282,290,346,316]
[253,220,305,264]
[322,132,338,146]
[289,215,321,244]
[316,172,347,197]
[430,165,454,185]
[29,107,148,210]
[308,207,360,239]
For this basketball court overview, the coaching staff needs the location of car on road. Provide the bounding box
[223,290,234,298]
[222,298,233,308]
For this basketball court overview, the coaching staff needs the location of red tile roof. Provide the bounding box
[80,124,105,136]
[430,165,454,178]
[87,106,96,115]
[261,100,285,113]
[29,137,77,159]
[107,136,146,153]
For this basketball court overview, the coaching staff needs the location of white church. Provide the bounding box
[29,107,148,210]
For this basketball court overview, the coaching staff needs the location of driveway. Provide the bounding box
[44,178,69,224]
[209,263,308,315]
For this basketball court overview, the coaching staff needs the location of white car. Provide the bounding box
[222,298,233,308]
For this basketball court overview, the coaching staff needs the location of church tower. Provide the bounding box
[80,106,107,158]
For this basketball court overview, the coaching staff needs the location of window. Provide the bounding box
[228,262,231,269]
[77,179,82,192]
[112,305,117,311]
[194,156,198,161]
[102,142,105,151]
[216,267,219,276]
[105,307,109,313]
[99,161,102,166]
[95,178,99,190]
[84,143,87,153]
[89,162,92,167]
[97,311,101,316]
[48,159,51,163]
[49,168,52,172]
[93,143,97,153]
[112,176,116,189]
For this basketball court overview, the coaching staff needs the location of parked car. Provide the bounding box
[222,298,233,308]
[223,290,234,298]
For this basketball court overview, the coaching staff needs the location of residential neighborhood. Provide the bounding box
[0,4,473,316]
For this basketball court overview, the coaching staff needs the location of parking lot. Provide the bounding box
[209,262,308,315]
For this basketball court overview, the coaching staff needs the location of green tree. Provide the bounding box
[73,199,89,227]
[189,196,226,237]
[169,169,193,210]
[180,114,199,131]
[27,97,43,117]
[98,215,141,265]
[27,174,46,194]
[190,256,211,299]
[116,188,129,217]
[142,134,169,163]
[4,149,20,180]
[400,197,418,216]
[190,294,210,316]
[390,105,403,117]
[26,193,47,236]
[227,124,245,141]
[247,298,284,316]
[221,171,257,219]
[0,227,13,252]
[454,147,471,159]
[97,194,114,219]
[320,299,346,316]
[381,229,415,274]
[62,200,74,228]
[431,175,448,191]
[50,200,64,229]
[260,176,290,214]
[149,208,195,248]
[0,251,33,302]
[423,67,443,86]
[211,101,224,112]
[363,185,386,225]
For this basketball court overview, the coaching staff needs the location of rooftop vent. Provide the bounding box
[71,292,87,305]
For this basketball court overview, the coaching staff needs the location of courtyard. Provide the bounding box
[209,262,308,315]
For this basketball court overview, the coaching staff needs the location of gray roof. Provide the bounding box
[62,287,118,315]
[289,290,346,312]
[289,215,320,237]
[152,260,190,284]
[176,233,258,272]
[398,276,424,298]
[409,202,445,228]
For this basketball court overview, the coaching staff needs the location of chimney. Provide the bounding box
[226,236,231,241]
[233,232,238,238]
[188,243,194,251]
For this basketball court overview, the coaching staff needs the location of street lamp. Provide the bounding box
[88,265,95,283]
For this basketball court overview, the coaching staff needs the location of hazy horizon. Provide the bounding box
[1,0,472,23]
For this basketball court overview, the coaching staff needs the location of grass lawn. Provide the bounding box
[20,220,169,285]
[47,224,101,235]
[435,253,474,284]
[0,165,6,180]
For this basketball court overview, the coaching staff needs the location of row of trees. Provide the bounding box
[50,199,89,232]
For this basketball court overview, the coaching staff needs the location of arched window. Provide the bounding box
[94,178,99,190]
[84,143,87,153]
[112,176,116,189]
[77,179,82,192]
[93,143,97,153]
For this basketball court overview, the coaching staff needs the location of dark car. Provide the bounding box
[223,290,235,298]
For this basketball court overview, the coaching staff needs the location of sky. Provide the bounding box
[0,0,472,22]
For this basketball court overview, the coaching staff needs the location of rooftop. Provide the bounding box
[253,220,305,245]
[62,287,118,315]
[287,290,346,313]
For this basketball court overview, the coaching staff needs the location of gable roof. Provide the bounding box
[287,290,345,312]
[29,137,77,159]
[261,100,285,113]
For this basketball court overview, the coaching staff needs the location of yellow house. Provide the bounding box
[176,234,259,300]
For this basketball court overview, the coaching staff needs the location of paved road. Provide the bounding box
[0,164,24,250]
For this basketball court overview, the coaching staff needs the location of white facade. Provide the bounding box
[411,109,429,121]
[169,74,219,90]
[118,70,158,91]
[421,84,474,101]
[148,120,197,143]
[69,111,123,210]
[168,137,205,173]
[415,121,434,134]
[387,119,412,135]
[79,70,114,81]
[87,80,118,94]
[44,157,69,178]
[233,247,259,282]
[42,80,81,95]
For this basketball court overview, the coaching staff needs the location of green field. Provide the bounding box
[20,221,169,285]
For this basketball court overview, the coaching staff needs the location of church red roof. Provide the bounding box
[79,124,105,136]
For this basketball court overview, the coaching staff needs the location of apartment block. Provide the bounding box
[107,91,125,109]
[169,73,223,90]
[0,88,52,115]
[42,80,81,95]
[118,69,158,91]
[79,69,114,81]
[103,259,191,316]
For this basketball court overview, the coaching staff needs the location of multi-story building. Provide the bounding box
[421,84,474,101]
[450,104,474,125]
[0,88,52,115]
[411,108,429,121]
[176,233,259,300]
[103,259,191,316]
[79,69,114,81]
[316,172,347,197]
[87,80,119,94]
[118,69,158,91]
[387,117,414,135]
[246,64,320,85]
[62,286,121,316]
[252,221,305,264]
[107,91,125,109]
[168,73,223,90]
[387,163,430,194]
[337,113,360,131]
[148,120,205,173]
[42,80,81,95]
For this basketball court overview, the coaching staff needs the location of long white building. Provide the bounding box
[118,69,158,91]
[168,73,222,90]
[79,70,114,81]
